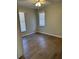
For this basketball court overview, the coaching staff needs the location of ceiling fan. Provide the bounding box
[34,0,49,7]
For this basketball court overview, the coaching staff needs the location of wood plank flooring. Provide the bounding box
[22,33,62,59]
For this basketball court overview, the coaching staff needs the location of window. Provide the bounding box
[39,11,45,26]
[19,12,26,32]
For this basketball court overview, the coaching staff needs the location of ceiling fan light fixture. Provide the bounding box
[35,2,41,7]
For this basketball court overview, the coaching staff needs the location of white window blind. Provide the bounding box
[39,12,45,26]
[19,12,26,32]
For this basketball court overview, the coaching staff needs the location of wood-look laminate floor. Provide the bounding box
[22,33,62,59]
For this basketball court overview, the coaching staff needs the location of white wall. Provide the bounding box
[17,14,23,58]
[17,33,23,58]
[18,7,36,36]
[37,2,62,37]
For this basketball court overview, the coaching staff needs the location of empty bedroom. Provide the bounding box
[17,0,62,59]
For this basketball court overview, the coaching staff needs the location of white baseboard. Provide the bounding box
[22,31,62,38]
[37,31,62,38]
[22,32,35,37]
[26,32,35,36]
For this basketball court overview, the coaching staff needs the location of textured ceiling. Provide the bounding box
[17,0,61,9]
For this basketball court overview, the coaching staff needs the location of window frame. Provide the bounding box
[18,12,27,32]
[38,11,46,27]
